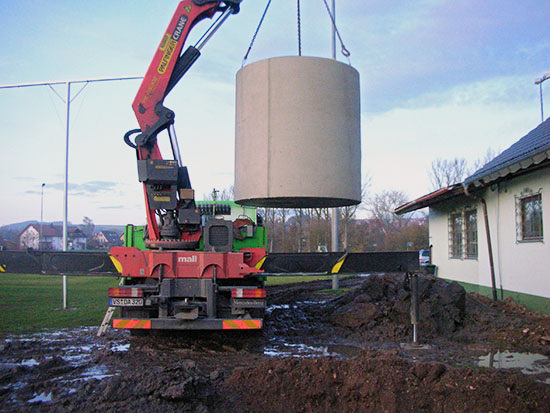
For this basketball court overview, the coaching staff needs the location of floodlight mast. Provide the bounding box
[0,75,143,309]
[330,0,340,291]
[535,73,550,123]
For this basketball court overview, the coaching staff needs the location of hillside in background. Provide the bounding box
[0,221,127,242]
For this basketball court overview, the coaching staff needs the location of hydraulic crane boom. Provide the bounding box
[124,0,241,249]
[107,0,271,332]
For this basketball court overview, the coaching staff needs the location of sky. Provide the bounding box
[0,0,548,226]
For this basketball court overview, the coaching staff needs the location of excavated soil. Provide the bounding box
[1,274,550,412]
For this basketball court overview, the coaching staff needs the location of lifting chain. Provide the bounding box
[297,0,302,56]
[241,0,351,65]
[321,0,351,60]
[242,0,272,67]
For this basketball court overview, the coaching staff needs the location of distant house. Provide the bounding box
[93,230,123,248]
[19,224,87,250]
[0,239,17,251]
[396,118,550,313]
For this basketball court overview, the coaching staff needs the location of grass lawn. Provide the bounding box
[0,273,119,335]
[0,273,355,335]
[264,273,355,286]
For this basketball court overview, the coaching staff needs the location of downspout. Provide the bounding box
[462,182,498,302]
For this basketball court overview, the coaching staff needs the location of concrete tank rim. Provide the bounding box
[235,196,361,209]
[238,55,359,76]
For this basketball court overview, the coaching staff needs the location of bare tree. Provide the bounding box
[471,148,500,173]
[280,208,287,251]
[292,208,311,252]
[202,186,234,201]
[428,158,469,190]
[429,148,501,191]
[80,216,95,238]
[340,174,372,250]
[367,190,411,235]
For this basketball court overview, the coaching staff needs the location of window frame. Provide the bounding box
[518,192,543,242]
[449,212,463,259]
[448,207,478,260]
[464,209,478,259]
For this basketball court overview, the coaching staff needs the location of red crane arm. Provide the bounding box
[132,0,222,160]
[126,1,240,243]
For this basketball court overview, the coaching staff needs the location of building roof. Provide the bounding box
[21,223,86,238]
[395,118,550,215]
[99,230,122,243]
[394,184,464,215]
[464,117,550,187]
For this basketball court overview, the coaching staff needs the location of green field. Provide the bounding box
[0,273,353,335]
[0,273,119,335]
[264,274,353,286]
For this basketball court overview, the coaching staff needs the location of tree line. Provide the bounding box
[209,148,498,254]
[0,150,496,252]
[205,181,428,253]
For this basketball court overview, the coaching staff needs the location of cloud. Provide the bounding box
[42,181,119,196]
[99,205,124,209]
[403,75,538,109]
[362,94,538,201]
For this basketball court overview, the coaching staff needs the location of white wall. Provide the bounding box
[429,199,480,285]
[492,168,550,298]
[429,167,550,299]
[19,226,39,249]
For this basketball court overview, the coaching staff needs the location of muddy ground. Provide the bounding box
[1,274,550,412]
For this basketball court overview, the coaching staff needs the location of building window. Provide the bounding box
[520,193,543,241]
[450,212,463,258]
[465,210,478,258]
[449,208,478,259]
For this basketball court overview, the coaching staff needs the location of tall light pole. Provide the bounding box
[0,75,142,309]
[535,73,550,123]
[40,183,45,250]
[330,0,340,290]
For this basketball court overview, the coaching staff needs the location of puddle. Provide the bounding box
[111,343,130,352]
[264,342,332,358]
[297,300,327,305]
[28,392,52,403]
[0,359,40,369]
[266,304,291,314]
[80,365,113,381]
[21,358,39,367]
[264,338,362,359]
[478,351,550,384]
[1,327,124,397]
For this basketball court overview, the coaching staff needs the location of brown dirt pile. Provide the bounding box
[2,275,550,412]
[458,293,550,354]
[228,350,550,413]
[51,347,224,413]
[326,274,466,340]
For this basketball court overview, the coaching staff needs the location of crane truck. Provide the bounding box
[108,0,269,331]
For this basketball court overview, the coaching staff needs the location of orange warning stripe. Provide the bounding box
[231,288,266,298]
[222,319,262,330]
[112,319,151,329]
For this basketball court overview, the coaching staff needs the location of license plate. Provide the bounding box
[109,298,144,307]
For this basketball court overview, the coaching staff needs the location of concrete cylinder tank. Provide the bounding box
[234,56,361,208]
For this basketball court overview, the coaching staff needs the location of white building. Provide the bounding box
[19,223,88,250]
[396,118,550,314]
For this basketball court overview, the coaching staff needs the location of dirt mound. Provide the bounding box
[458,293,550,354]
[1,276,549,412]
[326,274,465,340]
[228,350,550,413]
[55,348,222,413]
